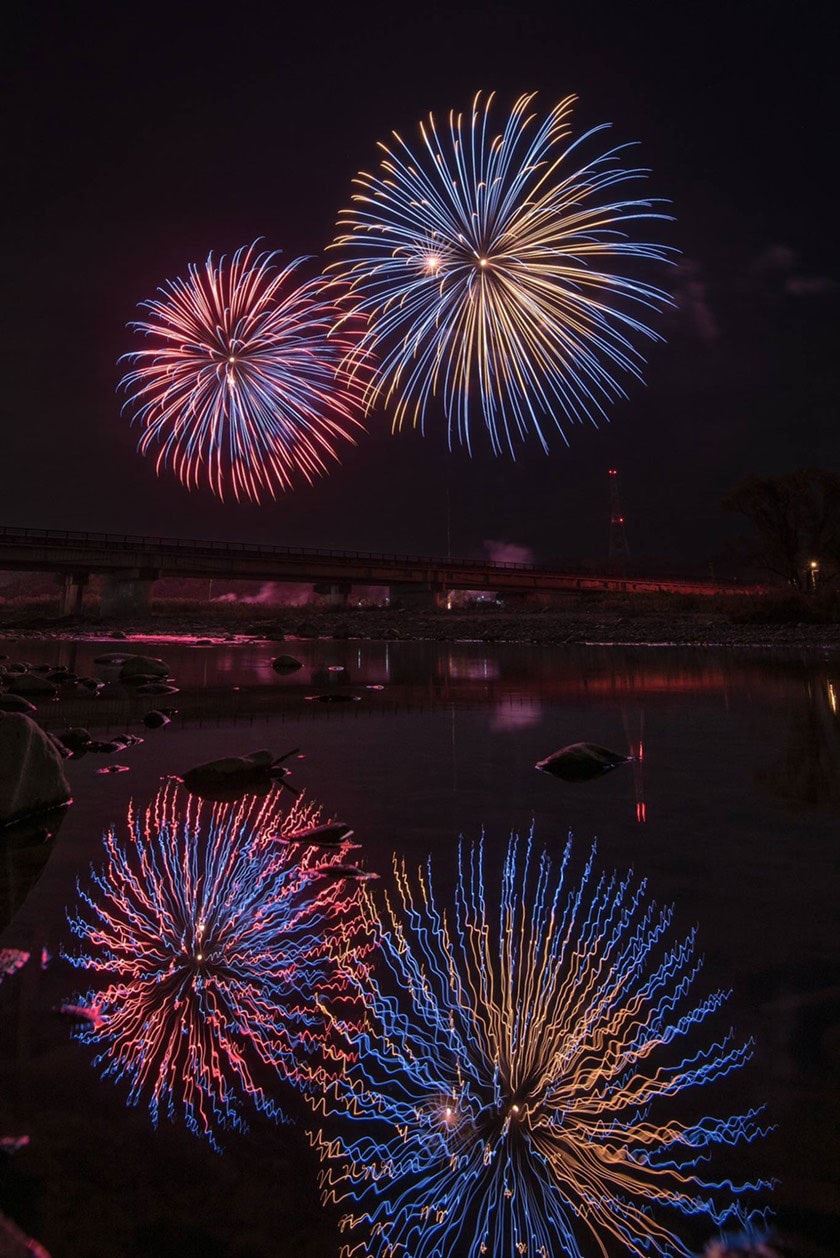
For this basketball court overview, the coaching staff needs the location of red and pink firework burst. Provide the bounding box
[119,242,369,503]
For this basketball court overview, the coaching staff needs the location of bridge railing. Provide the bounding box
[0,523,597,573]
[0,523,755,587]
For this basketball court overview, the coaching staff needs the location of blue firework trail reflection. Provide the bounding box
[330,92,673,456]
[311,832,772,1257]
[64,785,369,1150]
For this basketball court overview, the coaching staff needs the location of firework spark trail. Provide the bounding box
[329,91,673,457]
[310,831,772,1257]
[64,784,368,1150]
[119,242,368,502]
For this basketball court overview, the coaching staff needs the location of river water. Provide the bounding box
[1,636,838,1257]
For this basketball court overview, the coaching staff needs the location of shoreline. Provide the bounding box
[3,606,840,651]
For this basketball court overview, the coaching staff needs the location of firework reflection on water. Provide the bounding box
[64,783,370,1150]
[311,831,772,1257]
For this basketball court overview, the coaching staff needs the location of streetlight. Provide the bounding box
[809,560,820,591]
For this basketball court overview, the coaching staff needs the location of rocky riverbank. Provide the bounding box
[3,604,840,651]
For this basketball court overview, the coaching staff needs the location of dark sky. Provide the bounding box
[2,1,838,569]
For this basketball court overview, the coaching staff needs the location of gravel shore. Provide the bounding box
[3,605,840,651]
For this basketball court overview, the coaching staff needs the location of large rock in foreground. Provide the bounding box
[0,713,72,827]
[535,742,629,782]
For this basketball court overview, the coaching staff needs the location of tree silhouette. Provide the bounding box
[724,468,840,589]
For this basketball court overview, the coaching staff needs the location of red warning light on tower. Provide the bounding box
[608,469,630,569]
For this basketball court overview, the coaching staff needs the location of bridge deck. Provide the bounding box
[0,525,766,597]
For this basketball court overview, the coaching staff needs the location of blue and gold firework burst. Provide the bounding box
[330,92,673,456]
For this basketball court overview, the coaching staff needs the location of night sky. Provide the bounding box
[3,1,838,570]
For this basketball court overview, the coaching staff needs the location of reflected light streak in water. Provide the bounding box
[489,696,544,732]
[311,832,772,1257]
[63,784,368,1150]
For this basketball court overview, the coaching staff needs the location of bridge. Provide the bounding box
[0,525,765,615]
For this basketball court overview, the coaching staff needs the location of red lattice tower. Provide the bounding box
[608,468,630,570]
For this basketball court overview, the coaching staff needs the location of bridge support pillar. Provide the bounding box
[101,570,156,617]
[313,581,352,607]
[390,584,445,611]
[57,571,89,617]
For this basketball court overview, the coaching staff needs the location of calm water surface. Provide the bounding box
[1,636,838,1257]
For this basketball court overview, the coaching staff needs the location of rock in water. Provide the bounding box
[118,655,169,679]
[55,727,92,754]
[0,714,72,827]
[5,673,57,697]
[272,654,303,672]
[280,821,355,848]
[181,749,296,799]
[0,695,37,715]
[535,742,629,782]
[142,710,171,728]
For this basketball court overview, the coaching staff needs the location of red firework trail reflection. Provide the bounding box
[64,784,371,1149]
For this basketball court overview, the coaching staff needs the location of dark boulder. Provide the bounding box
[181,748,298,800]
[55,728,92,754]
[272,654,303,672]
[75,677,104,692]
[0,695,37,715]
[87,740,124,754]
[143,710,171,728]
[5,674,57,697]
[0,714,72,827]
[536,742,629,782]
[119,656,169,680]
[119,672,160,687]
